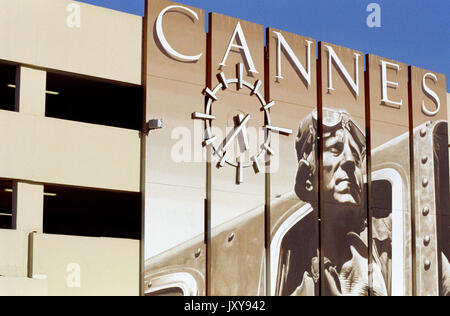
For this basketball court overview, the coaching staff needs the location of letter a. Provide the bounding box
[220,22,258,74]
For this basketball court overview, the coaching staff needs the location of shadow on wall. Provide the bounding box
[43,185,141,240]
[0,63,17,112]
[0,180,13,230]
[45,72,143,131]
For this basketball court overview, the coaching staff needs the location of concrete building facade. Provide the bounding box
[0,0,448,296]
[0,0,142,296]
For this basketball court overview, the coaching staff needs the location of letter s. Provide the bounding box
[422,72,441,116]
[156,5,203,62]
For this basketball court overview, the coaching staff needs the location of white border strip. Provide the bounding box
[372,168,404,296]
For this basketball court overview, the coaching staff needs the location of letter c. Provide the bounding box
[156,5,203,62]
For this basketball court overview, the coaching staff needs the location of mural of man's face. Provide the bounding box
[322,127,364,207]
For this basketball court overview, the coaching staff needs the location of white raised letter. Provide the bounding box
[422,73,441,116]
[380,60,403,107]
[273,31,312,86]
[156,5,203,62]
[325,45,360,96]
[220,22,258,74]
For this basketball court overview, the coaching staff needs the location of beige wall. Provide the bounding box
[0,276,48,296]
[0,230,29,277]
[0,0,143,296]
[0,231,140,296]
[31,233,139,296]
[144,0,207,258]
[0,0,142,85]
[0,109,141,192]
[0,231,48,296]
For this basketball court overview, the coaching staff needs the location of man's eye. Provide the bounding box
[329,144,343,155]
[330,148,340,154]
[351,149,362,165]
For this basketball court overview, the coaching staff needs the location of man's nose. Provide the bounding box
[341,141,356,172]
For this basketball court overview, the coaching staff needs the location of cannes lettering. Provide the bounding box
[155,4,442,116]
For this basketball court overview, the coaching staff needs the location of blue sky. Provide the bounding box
[77,0,144,15]
[78,0,449,90]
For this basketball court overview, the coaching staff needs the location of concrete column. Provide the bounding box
[12,66,46,233]
[15,66,47,116]
[12,182,44,234]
